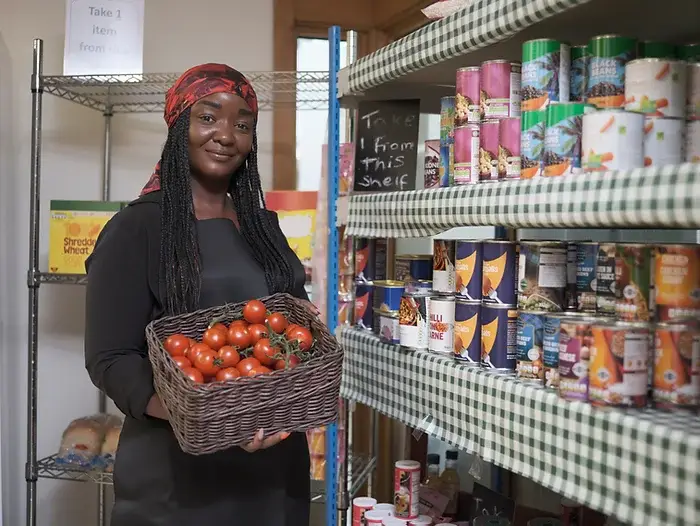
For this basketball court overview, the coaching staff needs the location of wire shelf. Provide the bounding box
[38,272,88,285]
[42,71,331,113]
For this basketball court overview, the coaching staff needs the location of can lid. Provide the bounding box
[456,297,482,305]
[602,320,650,329]
[628,57,687,66]
[374,307,399,318]
[483,303,517,309]
[353,496,377,506]
[518,310,551,316]
[364,510,391,520]
[374,280,406,288]
[456,66,480,72]
[395,459,421,469]
[429,294,456,302]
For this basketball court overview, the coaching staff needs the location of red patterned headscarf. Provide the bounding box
[140,63,258,196]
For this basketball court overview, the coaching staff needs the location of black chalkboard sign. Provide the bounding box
[353,99,420,192]
[471,483,516,522]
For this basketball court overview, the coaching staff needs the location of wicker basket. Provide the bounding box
[146,293,343,455]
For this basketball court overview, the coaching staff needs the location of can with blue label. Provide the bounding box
[439,144,453,186]
[454,299,481,364]
[394,255,433,282]
[405,280,433,294]
[481,303,518,371]
[455,241,482,301]
[576,242,599,312]
[542,311,590,388]
[373,280,405,314]
[516,311,547,382]
[482,241,518,306]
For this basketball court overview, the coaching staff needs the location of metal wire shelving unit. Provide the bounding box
[26,37,336,526]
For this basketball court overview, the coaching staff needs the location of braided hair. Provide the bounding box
[159,108,296,315]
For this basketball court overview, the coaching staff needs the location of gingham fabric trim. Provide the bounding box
[345,163,700,238]
[339,327,700,526]
[346,0,592,94]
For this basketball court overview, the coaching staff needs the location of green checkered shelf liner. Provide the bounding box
[339,327,700,525]
[345,163,700,238]
[346,0,591,94]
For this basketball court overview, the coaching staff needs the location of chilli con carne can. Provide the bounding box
[428,295,456,356]
[518,241,568,312]
[454,299,481,364]
[481,303,518,371]
[517,310,547,382]
[582,109,644,172]
[399,291,430,351]
[454,124,480,184]
[499,117,521,179]
[395,254,433,283]
[520,110,546,179]
[570,45,590,102]
[433,240,456,292]
[624,58,687,118]
[480,60,522,119]
[521,38,571,110]
[455,66,481,126]
[586,35,637,108]
[455,240,482,301]
[394,460,421,519]
[482,240,518,305]
[479,119,500,181]
[543,102,596,176]
[654,244,700,321]
[615,243,654,322]
[654,320,700,408]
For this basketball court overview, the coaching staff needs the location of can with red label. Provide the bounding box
[354,283,374,331]
[352,497,377,526]
[394,460,421,519]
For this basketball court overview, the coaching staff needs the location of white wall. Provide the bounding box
[0,1,273,524]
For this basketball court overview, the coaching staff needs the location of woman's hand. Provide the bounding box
[242,429,289,452]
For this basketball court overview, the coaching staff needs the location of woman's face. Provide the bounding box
[188,92,255,184]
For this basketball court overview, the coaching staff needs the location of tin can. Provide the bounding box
[596,243,617,315]
[624,59,687,118]
[394,460,420,519]
[395,254,433,283]
[639,41,678,59]
[352,497,377,526]
[517,310,547,382]
[480,60,522,119]
[642,116,684,166]
[570,45,590,103]
[454,124,480,184]
[405,280,433,294]
[654,320,700,408]
[586,35,637,108]
[439,143,454,187]
[482,240,518,305]
[374,504,395,514]
[528,520,562,526]
[428,295,456,355]
[543,102,596,176]
[560,497,582,526]
[408,516,433,526]
[399,292,430,350]
[373,280,406,314]
[440,96,455,145]
[454,299,481,364]
[615,243,654,322]
[543,313,586,389]
[364,510,390,525]
[566,243,578,310]
[384,519,409,526]
[520,110,546,179]
[654,244,700,321]
[455,240,482,300]
[355,238,374,282]
[499,117,521,179]
[680,43,700,62]
[339,293,354,326]
[433,240,456,293]
[481,303,518,371]
[424,140,442,188]
[377,309,401,345]
[589,320,650,407]
[355,283,374,330]
[456,66,481,126]
[558,316,602,401]
[518,241,568,311]
[687,120,700,162]
[688,63,700,121]
[479,119,500,181]
[576,242,599,312]
[582,109,644,172]
[521,38,571,110]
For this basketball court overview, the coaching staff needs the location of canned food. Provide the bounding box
[590,321,650,407]
[439,143,453,187]
[482,240,518,305]
[394,460,420,519]
[481,303,518,371]
[624,58,687,118]
[408,516,432,526]
[433,240,456,292]
[680,43,700,62]
[405,280,433,294]
[687,120,700,163]
[582,109,644,172]
[596,243,617,315]
[576,242,599,312]
[352,497,377,526]
[374,503,395,514]
[424,140,442,189]
[521,38,571,110]
[440,96,455,145]
[638,41,678,59]
[480,60,522,119]
[455,240,482,301]
[520,110,546,179]
[454,299,481,364]
[688,63,700,121]
[499,117,521,179]
[428,295,456,355]
[558,316,606,401]
[395,254,433,283]
[518,241,568,311]
[654,321,700,408]
[399,292,429,351]
[454,124,480,184]
[355,238,387,283]
[586,35,637,108]
[517,311,547,382]
[566,243,578,310]
[364,510,390,525]
[570,45,590,103]
[654,244,700,321]
[355,283,373,330]
[543,102,596,176]
[479,119,500,181]
[543,313,587,389]
[615,243,654,322]
[377,309,400,345]
[455,66,481,126]
[384,518,409,526]
[374,280,406,313]
[643,116,683,166]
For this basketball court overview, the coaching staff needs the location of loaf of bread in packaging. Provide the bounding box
[101,424,122,472]
[57,417,106,467]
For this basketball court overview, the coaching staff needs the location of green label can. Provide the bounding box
[679,43,700,62]
[520,110,546,178]
[570,45,589,102]
[586,35,637,108]
[521,39,570,111]
[543,102,595,176]
[638,41,678,59]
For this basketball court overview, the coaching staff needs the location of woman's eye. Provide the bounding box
[236,122,251,132]
[200,114,215,123]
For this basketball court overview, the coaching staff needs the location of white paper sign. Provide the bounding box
[63,0,144,76]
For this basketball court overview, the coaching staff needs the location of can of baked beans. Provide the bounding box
[352,497,376,526]
[654,320,700,408]
[394,460,421,519]
[481,303,518,371]
[428,295,456,355]
[654,244,700,321]
[454,299,481,364]
[433,240,456,292]
[399,291,430,351]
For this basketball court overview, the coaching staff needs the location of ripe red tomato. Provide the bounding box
[229,319,248,330]
[237,357,261,375]
[274,354,301,370]
[253,339,279,366]
[172,355,192,370]
[285,324,299,339]
[182,367,204,384]
[286,326,313,352]
[187,342,211,363]
[164,334,189,357]
[218,346,241,368]
[188,338,198,347]
[202,327,228,351]
[227,325,252,350]
[193,348,222,377]
[210,322,228,333]
[243,299,267,324]
[266,312,288,334]
[216,367,241,382]
[248,366,272,377]
[247,324,268,344]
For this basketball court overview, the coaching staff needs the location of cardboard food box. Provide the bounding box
[48,200,124,274]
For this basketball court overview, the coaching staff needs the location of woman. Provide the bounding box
[84,64,311,526]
